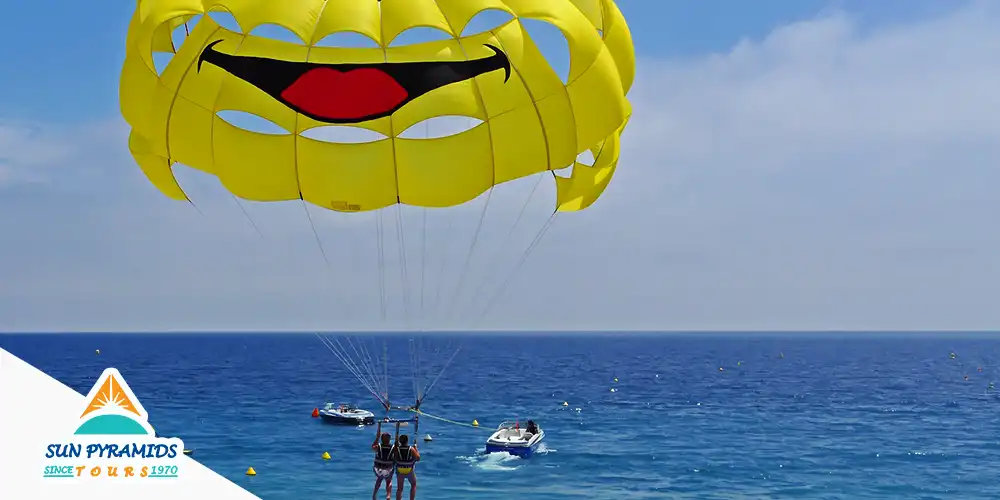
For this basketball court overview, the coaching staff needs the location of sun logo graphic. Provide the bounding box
[42,368,185,480]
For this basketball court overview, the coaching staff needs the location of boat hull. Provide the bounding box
[485,441,541,458]
[319,411,375,425]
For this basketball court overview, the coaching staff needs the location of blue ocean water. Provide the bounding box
[3,333,1000,499]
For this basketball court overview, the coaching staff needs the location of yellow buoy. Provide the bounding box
[246,467,256,476]
[321,451,331,460]
[472,420,479,427]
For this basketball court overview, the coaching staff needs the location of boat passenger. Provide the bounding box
[392,434,421,500]
[371,432,394,500]
[526,420,538,435]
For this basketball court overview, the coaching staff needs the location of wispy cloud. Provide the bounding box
[2,4,1000,331]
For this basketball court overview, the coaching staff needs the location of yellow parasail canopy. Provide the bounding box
[121,0,635,213]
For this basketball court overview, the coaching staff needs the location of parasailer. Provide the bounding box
[371,430,395,500]
[120,0,633,489]
[391,433,421,500]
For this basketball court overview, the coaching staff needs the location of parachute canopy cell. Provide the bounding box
[121,0,635,213]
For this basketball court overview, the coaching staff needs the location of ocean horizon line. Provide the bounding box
[3,329,1000,337]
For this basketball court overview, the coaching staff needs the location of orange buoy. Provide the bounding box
[311,408,319,418]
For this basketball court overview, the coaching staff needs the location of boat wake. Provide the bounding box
[459,447,522,471]
[459,443,557,471]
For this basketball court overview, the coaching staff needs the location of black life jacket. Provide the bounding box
[394,445,415,467]
[374,444,393,466]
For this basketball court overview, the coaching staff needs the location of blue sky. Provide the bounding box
[2,0,999,331]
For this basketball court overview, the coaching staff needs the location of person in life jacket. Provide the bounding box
[391,434,421,500]
[371,432,394,500]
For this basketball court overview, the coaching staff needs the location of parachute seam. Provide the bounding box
[599,0,608,36]
[377,1,403,205]
[161,21,225,204]
[436,1,497,191]
[206,14,250,202]
[525,17,582,179]
[294,0,334,204]
[206,18,273,235]
[489,28,552,173]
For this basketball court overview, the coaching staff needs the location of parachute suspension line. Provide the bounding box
[419,207,428,329]
[343,336,389,410]
[302,202,332,274]
[302,201,352,323]
[349,336,387,404]
[231,195,264,240]
[376,211,387,321]
[316,333,388,410]
[419,119,430,331]
[415,337,426,404]
[408,338,420,406]
[431,214,454,326]
[472,211,559,328]
[186,198,206,217]
[383,340,389,410]
[459,172,546,323]
[443,187,495,326]
[419,343,462,407]
[317,336,372,399]
[394,204,411,327]
[410,336,461,410]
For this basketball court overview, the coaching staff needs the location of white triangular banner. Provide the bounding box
[0,347,261,498]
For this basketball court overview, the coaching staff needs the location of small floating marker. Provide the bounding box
[472,420,479,427]
[613,377,618,383]
[182,449,193,456]
[779,352,784,359]
[964,375,969,381]
[978,367,983,372]
[311,408,319,418]
[562,402,568,406]
[718,367,724,372]
[95,349,100,355]
[737,361,742,366]
[989,382,995,390]
[321,451,331,460]
[950,352,956,359]
[423,434,432,442]
[246,467,257,476]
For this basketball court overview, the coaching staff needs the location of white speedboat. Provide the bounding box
[318,403,376,425]
[485,420,544,457]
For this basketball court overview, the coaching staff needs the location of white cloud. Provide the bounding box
[3,3,1000,331]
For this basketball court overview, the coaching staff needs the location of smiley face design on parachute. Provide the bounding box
[197,40,511,124]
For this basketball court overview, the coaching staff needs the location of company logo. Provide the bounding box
[42,368,184,479]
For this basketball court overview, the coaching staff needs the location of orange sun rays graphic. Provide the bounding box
[80,374,141,419]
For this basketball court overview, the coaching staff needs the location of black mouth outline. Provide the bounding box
[197,40,511,124]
